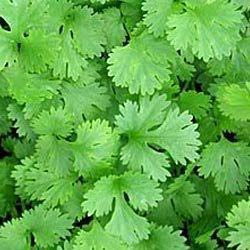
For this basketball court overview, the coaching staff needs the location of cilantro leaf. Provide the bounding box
[3,67,61,105]
[209,38,250,82]
[226,199,250,250]
[178,91,212,120]
[149,177,203,227]
[0,205,72,249]
[108,31,171,95]
[22,206,73,248]
[131,224,188,250]
[32,107,73,138]
[53,31,88,81]
[142,0,174,37]
[62,81,110,122]
[115,94,171,181]
[73,221,126,250]
[35,135,73,176]
[8,103,36,140]
[71,119,118,176]
[82,171,162,244]
[0,218,28,250]
[101,8,126,51]
[25,167,76,207]
[116,94,201,181]
[199,138,250,194]
[167,0,243,61]
[217,83,250,122]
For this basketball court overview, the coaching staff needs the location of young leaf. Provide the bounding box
[226,199,250,250]
[130,225,188,250]
[71,119,118,176]
[108,31,171,95]
[199,138,250,194]
[167,0,243,61]
[73,221,126,250]
[217,83,250,122]
[82,171,162,244]
[116,94,201,181]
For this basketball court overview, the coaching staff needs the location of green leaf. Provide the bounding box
[199,138,250,194]
[116,95,201,181]
[22,206,73,248]
[8,103,36,140]
[108,31,171,95]
[19,29,60,73]
[35,135,73,176]
[130,225,188,250]
[217,83,250,122]
[115,94,171,181]
[0,97,11,134]
[101,8,126,51]
[62,82,110,123]
[0,30,16,70]
[32,107,73,138]
[73,221,126,250]
[142,0,174,37]
[167,0,243,61]
[0,218,28,250]
[178,91,212,120]
[120,0,143,31]
[82,171,162,244]
[71,119,118,176]
[149,178,203,226]
[24,166,76,207]
[4,67,61,105]
[69,6,106,58]
[209,38,250,82]
[52,31,88,81]
[226,199,250,250]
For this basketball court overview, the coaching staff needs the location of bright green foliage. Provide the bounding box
[199,138,250,194]
[149,176,203,227]
[209,38,250,82]
[0,218,28,250]
[178,91,211,120]
[167,0,243,61]
[22,206,72,248]
[142,0,174,37]
[108,30,194,95]
[120,0,143,30]
[71,119,118,176]
[232,0,250,11]
[35,135,73,175]
[108,31,171,95]
[32,107,73,175]
[32,107,73,137]
[130,224,188,250]
[61,81,110,122]
[217,83,250,122]
[115,94,171,181]
[4,67,61,104]
[0,205,72,249]
[116,94,201,181]
[226,199,250,250]
[82,171,162,244]
[73,221,126,250]
[101,8,127,51]
[8,103,36,140]
[0,0,249,249]
[0,0,54,71]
